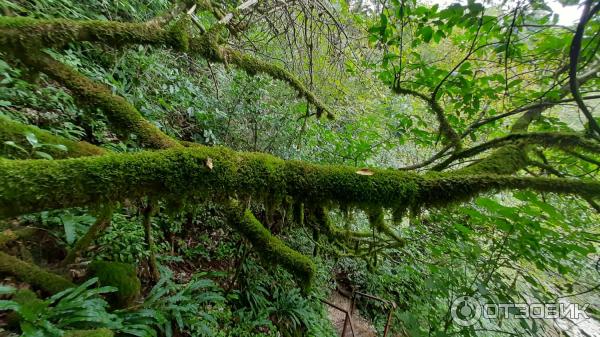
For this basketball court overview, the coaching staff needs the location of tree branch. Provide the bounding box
[0,251,74,294]
[0,16,331,118]
[0,115,106,158]
[1,146,599,218]
[569,0,600,137]
[226,203,315,290]
[432,132,600,171]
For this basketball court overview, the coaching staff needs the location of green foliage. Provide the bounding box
[0,278,120,336]
[229,257,336,337]
[3,130,67,159]
[136,267,226,337]
[96,213,149,264]
[340,191,600,336]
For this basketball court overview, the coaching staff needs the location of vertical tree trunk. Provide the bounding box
[143,203,161,283]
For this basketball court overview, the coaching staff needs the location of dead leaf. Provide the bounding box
[205,157,213,170]
[356,168,374,176]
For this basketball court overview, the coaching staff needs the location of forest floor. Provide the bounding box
[327,290,377,337]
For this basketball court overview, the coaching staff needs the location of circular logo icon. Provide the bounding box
[451,296,481,326]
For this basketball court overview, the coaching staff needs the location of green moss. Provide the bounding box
[1,146,599,218]
[168,17,191,52]
[2,16,330,122]
[292,201,304,226]
[21,53,181,149]
[453,144,529,175]
[88,261,140,308]
[189,24,225,62]
[434,132,599,173]
[0,252,74,294]
[64,329,114,337]
[0,115,105,158]
[367,207,385,232]
[0,16,181,51]
[0,229,19,247]
[228,206,315,291]
[223,48,332,118]
[367,207,404,244]
[0,146,423,217]
[309,207,372,246]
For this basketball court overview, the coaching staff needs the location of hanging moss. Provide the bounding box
[1,146,599,218]
[292,201,304,226]
[0,115,105,158]
[227,206,315,291]
[310,207,341,242]
[0,252,74,294]
[309,207,372,247]
[88,261,140,308]
[367,207,405,244]
[367,207,385,232]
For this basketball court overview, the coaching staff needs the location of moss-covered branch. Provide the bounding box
[433,132,600,172]
[219,47,331,118]
[1,146,599,218]
[20,52,181,149]
[0,251,74,293]
[0,115,106,158]
[142,203,160,282]
[0,16,189,51]
[0,16,330,118]
[64,329,114,337]
[393,87,461,150]
[226,205,315,290]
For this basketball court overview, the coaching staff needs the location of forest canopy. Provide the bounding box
[0,0,599,336]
